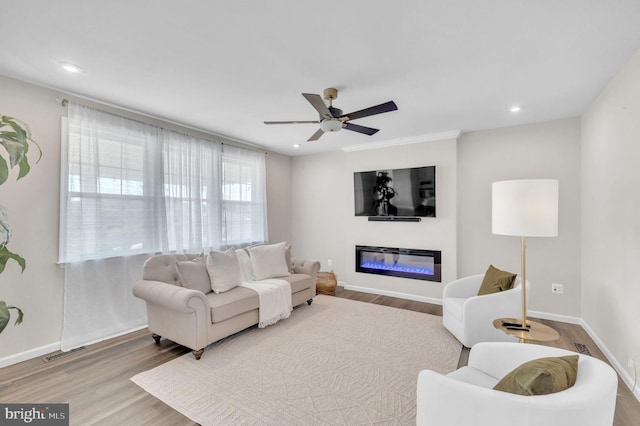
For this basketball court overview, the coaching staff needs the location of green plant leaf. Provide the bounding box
[0,245,26,274]
[1,116,29,143]
[17,146,31,180]
[0,116,41,181]
[0,155,8,186]
[8,305,24,325]
[0,130,27,169]
[0,301,9,334]
[0,301,23,334]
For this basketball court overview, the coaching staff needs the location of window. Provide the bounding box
[59,103,267,263]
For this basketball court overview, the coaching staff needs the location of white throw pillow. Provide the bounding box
[176,255,210,294]
[206,249,241,294]
[249,242,291,280]
[236,249,254,282]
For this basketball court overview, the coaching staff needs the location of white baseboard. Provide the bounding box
[527,309,582,324]
[343,284,442,306]
[0,341,61,369]
[579,319,640,401]
[0,325,149,369]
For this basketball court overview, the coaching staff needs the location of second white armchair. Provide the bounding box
[443,273,528,347]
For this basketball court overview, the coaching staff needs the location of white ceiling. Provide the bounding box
[1,1,640,156]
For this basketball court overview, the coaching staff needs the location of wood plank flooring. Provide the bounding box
[0,287,638,425]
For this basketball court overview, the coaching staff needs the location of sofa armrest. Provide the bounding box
[133,279,210,315]
[291,258,321,280]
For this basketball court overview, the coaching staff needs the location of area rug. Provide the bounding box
[131,295,461,425]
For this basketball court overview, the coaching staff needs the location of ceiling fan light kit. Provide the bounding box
[320,119,343,133]
[264,88,397,142]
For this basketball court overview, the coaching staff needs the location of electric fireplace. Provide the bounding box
[355,245,441,282]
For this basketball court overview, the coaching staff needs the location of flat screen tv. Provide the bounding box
[354,166,436,217]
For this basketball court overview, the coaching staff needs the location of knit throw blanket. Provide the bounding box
[236,249,292,328]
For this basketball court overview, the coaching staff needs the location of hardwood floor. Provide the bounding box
[0,288,638,425]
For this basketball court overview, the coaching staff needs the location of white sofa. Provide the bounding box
[443,274,527,347]
[133,252,320,359]
[417,342,618,426]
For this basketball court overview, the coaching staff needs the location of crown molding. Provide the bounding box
[341,130,462,153]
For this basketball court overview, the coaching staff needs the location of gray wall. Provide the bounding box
[265,151,293,245]
[291,138,458,302]
[0,75,65,360]
[581,48,640,380]
[457,118,582,317]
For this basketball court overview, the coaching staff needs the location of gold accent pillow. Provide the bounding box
[477,264,517,296]
[493,355,579,395]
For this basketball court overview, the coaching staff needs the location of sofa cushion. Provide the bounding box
[207,249,242,294]
[493,355,579,396]
[142,253,199,285]
[176,255,210,294]
[477,264,517,296]
[280,273,314,294]
[284,243,293,273]
[206,286,260,323]
[249,242,291,280]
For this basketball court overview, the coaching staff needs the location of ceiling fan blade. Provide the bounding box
[307,128,325,141]
[340,100,398,121]
[344,122,380,136]
[302,93,331,118]
[264,120,319,125]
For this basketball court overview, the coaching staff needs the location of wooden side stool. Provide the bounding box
[316,271,337,295]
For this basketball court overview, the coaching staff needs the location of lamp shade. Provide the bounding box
[492,179,559,237]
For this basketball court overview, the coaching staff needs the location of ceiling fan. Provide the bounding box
[264,88,398,142]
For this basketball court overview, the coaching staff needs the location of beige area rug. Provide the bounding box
[131,295,461,425]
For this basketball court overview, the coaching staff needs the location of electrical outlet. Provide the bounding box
[327,259,333,269]
[551,283,564,294]
[629,359,635,369]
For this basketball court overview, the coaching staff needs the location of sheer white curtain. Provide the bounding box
[162,131,223,252]
[60,103,266,350]
[222,144,268,245]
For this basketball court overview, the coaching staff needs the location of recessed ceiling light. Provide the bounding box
[59,62,83,73]
[293,144,300,148]
[510,106,521,113]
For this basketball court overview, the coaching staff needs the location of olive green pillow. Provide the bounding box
[477,264,517,296]
[493,355,579,396]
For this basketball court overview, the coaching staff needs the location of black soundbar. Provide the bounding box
[367,217,421,222]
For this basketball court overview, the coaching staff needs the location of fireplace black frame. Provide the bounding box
[355,245,442,282]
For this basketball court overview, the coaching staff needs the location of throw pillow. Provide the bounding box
[493,355,579,396]
[176,255,211,294]
[249,242,291,280]
[477,264,517,296]
[235,248,254,282]
[285,243,293,273]
[206,249,242,294]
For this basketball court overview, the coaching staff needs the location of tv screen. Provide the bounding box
[354,166,436,217]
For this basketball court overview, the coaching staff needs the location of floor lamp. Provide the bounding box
[492,179,558,331]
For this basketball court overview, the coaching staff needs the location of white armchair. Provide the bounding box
[417,342,618,426]
[443,274,527,347]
